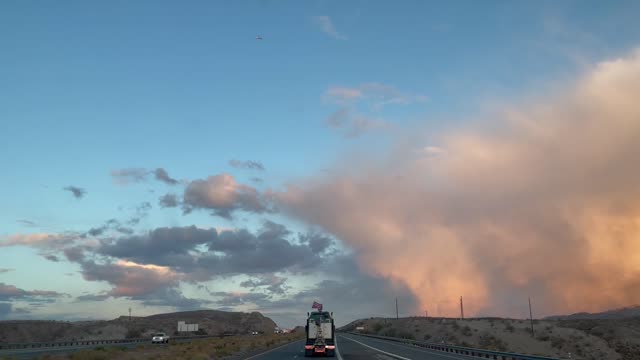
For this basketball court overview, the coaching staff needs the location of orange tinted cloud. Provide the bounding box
[277,50,640,317]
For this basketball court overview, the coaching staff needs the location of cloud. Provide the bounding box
[0,283,67,302]
[183,174,269,219]
[63,186,86,199]
[154,168,179,185]
[323,84,426,137]
[312,15,347,40]
[276,50,640,318]
[44,254,60,262]
[97,226,213,273]
[86,219,133,237]
[324,83,427,109]
[250,177,264,184]
[111,168,180,186]
[229,159,266,171]
[133,288,212,310]
[159,193,179,208]
[421,146,445,156]
[325,88,362,103]
[96,223,330,280]
[0,303,11,319]
[75,293,110,302]
[325,108,387,138]
[110,168,149,185]
[0,268,14,274]
[80,260,179,297]
[0,233,76,249]
[16,219,37,227]
[240,275,289,295]
[299,232,334,253]
[127,201,152,225]
[231,255,419,327]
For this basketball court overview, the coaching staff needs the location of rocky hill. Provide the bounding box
[544,305,640,320]
[0,310,277,344]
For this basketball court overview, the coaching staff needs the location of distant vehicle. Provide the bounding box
[251,331,259,335]
[151,332,170,344]
[304,309,335,357]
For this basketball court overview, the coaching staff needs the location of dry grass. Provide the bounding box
[29,333,303,360]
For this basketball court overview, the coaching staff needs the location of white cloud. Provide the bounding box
[312,16,347,40]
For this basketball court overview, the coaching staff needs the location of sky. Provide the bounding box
[1,1,640,328]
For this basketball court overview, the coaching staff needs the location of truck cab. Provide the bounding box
[304,311,335,357]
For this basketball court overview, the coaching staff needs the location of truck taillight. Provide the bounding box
[305,345,314,349]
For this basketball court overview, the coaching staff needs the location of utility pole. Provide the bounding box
[460,296,464,320]
[425,310,428,318]
[395,297,399,320]
[129,307,131,321]
[528,297,535,337]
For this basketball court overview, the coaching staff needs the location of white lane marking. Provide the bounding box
[357,335,478,360]
[339,335,412,360]
[335,335,344,360]
[244,339,303,360]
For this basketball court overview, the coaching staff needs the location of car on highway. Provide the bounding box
[151,332,170,344]
[251,331,259,335]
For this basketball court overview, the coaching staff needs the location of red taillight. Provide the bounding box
[305,345,313,349]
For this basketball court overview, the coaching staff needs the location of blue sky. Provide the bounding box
[1,1,640,327]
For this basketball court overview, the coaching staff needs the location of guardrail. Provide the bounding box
[346,332,564,360]
[0,334,230,351]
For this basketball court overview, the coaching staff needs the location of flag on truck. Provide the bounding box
[312,301,323,311]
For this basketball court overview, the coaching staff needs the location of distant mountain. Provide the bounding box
[545,305,640,320]
[0,309,278,344]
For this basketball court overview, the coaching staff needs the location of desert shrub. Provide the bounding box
[536,334,551,341]
[505,323,515,332]
[125,328,142,339]
[397,330,415,339]
[550,336,566,348]
[423,334,432,341]
[372,322,384,333]
[478,333,508,351]
[451,321,460,330]
[461,325,472,336]
[381,328,397,337]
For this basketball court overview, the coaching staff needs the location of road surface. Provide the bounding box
[245,333,470,360]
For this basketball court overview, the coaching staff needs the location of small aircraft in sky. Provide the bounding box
[255,35,263,40]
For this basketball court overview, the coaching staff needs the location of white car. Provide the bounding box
[152,332,170,344]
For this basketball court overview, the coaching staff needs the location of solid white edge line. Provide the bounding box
[339,334,413,360]
[244,339,303,360]
[360,335,479,360]
[335,335,343,360]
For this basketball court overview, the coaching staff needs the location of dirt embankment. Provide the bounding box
[0,310,277,344]
[342,317,639,360]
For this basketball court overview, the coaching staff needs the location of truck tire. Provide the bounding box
[304,349,313,357]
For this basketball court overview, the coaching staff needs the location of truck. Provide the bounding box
[304,310,336,357]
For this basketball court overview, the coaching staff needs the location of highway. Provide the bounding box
[245,333,470,360]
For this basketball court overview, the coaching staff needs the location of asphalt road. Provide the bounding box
[245,333,471,360]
